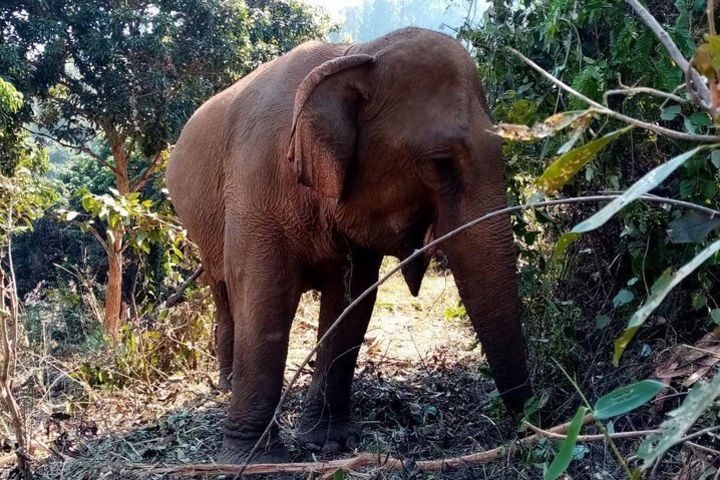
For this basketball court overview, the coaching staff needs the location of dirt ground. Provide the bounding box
[8,264,719,479]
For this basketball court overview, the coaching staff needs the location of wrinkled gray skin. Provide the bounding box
[166,27,531,464]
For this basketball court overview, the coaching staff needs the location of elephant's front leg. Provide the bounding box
[219,251,302,464]
[297,250,381,453]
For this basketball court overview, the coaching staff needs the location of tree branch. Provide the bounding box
[708,0,716,36]
[603,86,688,105]
[26,128,118,174]
[66,220,110,255]
[523,421,660,441]
[134,415,595,477]
[131,149,165,192]
[237,193,720,474]
[507,48,720,142]
[624,0,716,115]
[164,267,204,307]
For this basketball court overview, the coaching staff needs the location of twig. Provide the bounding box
[131,149,166,192]
[25,128,118,173]
[686,441,720,457]
[677,424,720,444]
[624,0,716,115]
[134,415,594,476]
[523,421,660,441]
[709,0,717,36]
[237,193,720,474]
[507,48,720,142]
[603,87,688,105]
[164,267,204,308]
[65,220,110,255]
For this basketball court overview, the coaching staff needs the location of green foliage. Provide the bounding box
[0,0,329,156]
[73,291,214,388]
[534,126,632,196]
[638,374,720,467]
[592,380,666,420]
[614,238,720,363]
[554,146,709,259]
[2,0,331,324]
[464,2,720,471]
[443,304,467,321]
[544,406,587,480]
[0,78,56,238]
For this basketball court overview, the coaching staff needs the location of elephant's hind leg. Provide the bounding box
[297,249,381,453]
[210,280,233,391]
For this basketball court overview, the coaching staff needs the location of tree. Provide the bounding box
[0,76,54,477]
[0,0,330,338]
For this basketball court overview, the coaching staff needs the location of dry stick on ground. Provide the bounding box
[235,194,720,477]
[506,47,720,143]
[137,415,595,477]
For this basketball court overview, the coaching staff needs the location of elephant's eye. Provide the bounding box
[419,156,460,196]
[431,157,456,185]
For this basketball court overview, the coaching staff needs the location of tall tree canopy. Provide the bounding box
[0,0,330,337]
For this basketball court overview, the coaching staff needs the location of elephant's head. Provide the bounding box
[288,28,531,413]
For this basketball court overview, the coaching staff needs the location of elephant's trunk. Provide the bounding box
[439,182,532,414]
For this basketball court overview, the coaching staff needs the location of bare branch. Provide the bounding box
[131,149,165,192]
[524,421,660,441]
[507,48,720,142]
[134,415,595,476]
[709,0,716,36]
[26,128,118,174]
[603,87,688,105]
[624,0,715,114]
[164,267,204,307]
[238,193,720,473]
[66,220,110,255]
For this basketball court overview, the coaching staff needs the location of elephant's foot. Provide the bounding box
[217,437,295,480]
[217,435,289,464]
[217,368,232,392]
[218,419,289,464]
[296,413,359,454]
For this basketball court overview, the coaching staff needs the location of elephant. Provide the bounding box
[166,27,532,464]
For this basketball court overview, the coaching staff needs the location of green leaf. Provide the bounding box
[638,375,720,468]
[689,112,712,127]
[660,105,681,121]
[667,213,720,244]
[535,126,632,195]
[544,406,588,480]
[593,380,666,420]
[332,469,346,480]
[553,232,580,261]
[613,289,635,308]
[711,308,720,325]
[614,239,720,364]
[595,314,611,329]
[556,147,708,259]
[711,149,720,169]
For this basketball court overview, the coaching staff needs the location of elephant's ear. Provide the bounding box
[287,54,375,199]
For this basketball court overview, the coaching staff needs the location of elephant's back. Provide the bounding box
[166,40,348,279]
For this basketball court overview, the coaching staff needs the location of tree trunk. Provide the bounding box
[102,138,130,340]
[104,238,124,339]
